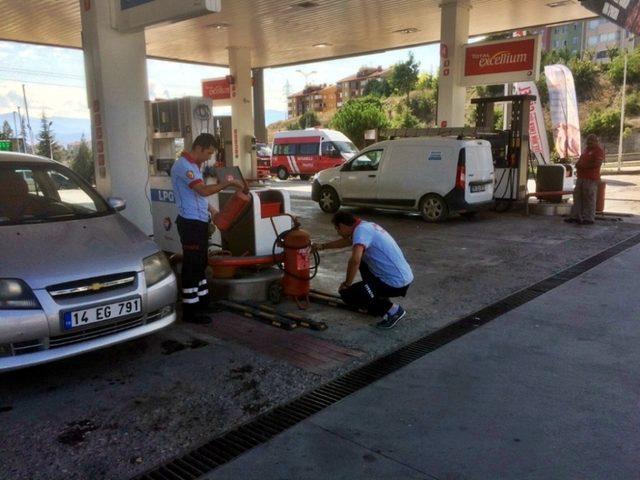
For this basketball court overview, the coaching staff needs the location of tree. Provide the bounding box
[70,135,94,183]
[389,52,420,103]
[329,96,390,149]
[363,78,392,97]
[567,56,599,101]
[0,121,12,140]
[35,113,62,160]
[298,111,320,129]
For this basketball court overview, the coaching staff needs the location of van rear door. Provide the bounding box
[463,143,494,204]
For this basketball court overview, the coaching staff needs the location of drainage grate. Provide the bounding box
[134,233,640,480]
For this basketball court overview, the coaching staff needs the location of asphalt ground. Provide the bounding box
[1,176,640,479]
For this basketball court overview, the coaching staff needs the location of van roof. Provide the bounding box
[368,137,491,149]
[273,128,352,143]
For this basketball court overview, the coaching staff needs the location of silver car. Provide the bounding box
[0,152,177,371]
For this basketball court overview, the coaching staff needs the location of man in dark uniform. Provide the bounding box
[170,133,244,324]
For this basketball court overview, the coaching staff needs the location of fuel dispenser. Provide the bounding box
[147,96,231,253]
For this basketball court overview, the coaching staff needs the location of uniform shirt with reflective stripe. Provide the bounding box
[352,221,414,288]
[170,153,209,222]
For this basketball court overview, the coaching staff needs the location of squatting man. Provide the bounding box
[313,212,413,329]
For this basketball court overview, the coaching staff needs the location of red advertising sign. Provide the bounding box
[462,36,540,86]
[202,77,231,100]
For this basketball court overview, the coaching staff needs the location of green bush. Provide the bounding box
[363,78,392,97]
[408,91,436,125]
[625,91,640,116]
[608,48,640,85]
[583,109,628,140]
[329,96,390,148]
[567,57,599,101]
[391,106,421,129]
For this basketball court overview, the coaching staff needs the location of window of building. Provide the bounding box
[563,40,567,46]
[588,36,598,46]
[573,37,578,45]
[589,19,600,29]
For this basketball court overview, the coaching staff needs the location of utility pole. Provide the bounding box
[17,106,27,153]
[12,111,19,147]
[22,84,35,153]
[47,121,54,160]
[617,48,628,173]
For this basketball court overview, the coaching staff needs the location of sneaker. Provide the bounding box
[376,306,406,330]
[183,314,212,325]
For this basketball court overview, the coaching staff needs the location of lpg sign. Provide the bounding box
[461,35,541,86]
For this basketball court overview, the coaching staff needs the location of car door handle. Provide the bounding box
[368,174,376,178]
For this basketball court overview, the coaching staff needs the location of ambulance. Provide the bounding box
[270,128,357,180]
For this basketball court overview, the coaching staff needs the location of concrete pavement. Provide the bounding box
[207,241,640,480]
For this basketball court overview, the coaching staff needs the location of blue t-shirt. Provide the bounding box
[353,221,413,288]
[170,153,209,222]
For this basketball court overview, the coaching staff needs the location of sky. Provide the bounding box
[0,39,439,129]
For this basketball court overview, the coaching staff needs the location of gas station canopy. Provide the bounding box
[0,0,595,67]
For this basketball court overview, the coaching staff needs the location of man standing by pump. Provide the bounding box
[314,212,413,329]
[565,133,604,225]
[171,133,244,324]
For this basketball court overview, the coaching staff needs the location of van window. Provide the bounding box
[345,149,383,171]
[321,141,338,156]
[274,143,296,155]
[298,143,318,155]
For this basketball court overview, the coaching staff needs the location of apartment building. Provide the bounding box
[543,17,637,62]
[335,66,390,108]
[287,84,325,118]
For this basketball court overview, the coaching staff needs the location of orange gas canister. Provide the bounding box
[282,226,312,307]
[213,190,251,231]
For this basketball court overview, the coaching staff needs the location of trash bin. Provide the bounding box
[596,180,606,213]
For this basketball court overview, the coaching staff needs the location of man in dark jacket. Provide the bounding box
[565,134,604,225]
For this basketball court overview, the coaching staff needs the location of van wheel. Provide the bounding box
[277,167,289,180]
[299,174,311,181]
[419,194,448,222]
[319,186,340,213]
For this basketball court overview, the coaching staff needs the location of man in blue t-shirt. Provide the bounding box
[170,133,244,324]
[315,212,413,329]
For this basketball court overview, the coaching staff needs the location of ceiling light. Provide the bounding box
[208,22,230,30]
[394,27,419,34]
[313,43,332,48]
[546,0,572,7]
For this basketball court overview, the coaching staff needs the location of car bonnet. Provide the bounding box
[0,213,160,290]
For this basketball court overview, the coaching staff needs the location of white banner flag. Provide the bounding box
[515,81,550,165]
[544,64,581,159]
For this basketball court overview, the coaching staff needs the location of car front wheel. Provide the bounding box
[319,186,340,213]
[277,167,289,180]
[419,194,448,222]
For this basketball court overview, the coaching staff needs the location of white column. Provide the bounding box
[437,0,470,128]
[228,47,255,178]
[80,0,152,234]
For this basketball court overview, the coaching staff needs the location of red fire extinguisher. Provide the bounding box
[275,218,319,309]
[213,189,251,231]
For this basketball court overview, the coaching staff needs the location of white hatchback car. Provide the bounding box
[0,152,177,372]
[312,137,495,221]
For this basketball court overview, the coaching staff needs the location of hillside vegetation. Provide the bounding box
[269,46,640,153]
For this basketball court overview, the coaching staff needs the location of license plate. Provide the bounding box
[470,184,486,193]
[63,297,142,330]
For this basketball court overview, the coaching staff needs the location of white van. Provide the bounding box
[311,137,495,222]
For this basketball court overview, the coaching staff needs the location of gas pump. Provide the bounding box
[147,96,231,253]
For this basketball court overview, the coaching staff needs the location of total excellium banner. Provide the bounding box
[544,65,581,159]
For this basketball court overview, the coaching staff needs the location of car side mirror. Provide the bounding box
[107,196,126,211]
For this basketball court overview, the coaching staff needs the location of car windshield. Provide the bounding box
[0,162,111,226]
[334,141,358,154]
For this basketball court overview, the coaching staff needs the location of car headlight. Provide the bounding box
[0,279,41,310]
[143,252,173,287]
